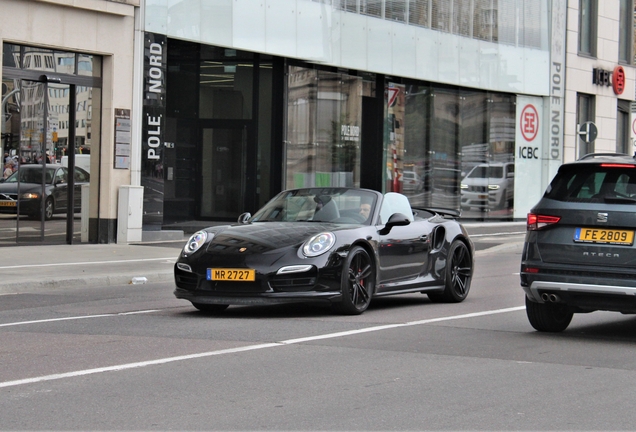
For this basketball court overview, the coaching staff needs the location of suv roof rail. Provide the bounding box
[577,152,631,161]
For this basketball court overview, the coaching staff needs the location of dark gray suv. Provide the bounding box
[521,153,636,332]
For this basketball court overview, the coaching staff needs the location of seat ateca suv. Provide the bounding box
[520,153,636,332]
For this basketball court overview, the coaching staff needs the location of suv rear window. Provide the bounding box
[545,165,636,203]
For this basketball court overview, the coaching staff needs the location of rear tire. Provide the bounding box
[192,303,229,314]
[525,296,573,332]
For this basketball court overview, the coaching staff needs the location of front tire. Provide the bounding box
[44,197,54,220]
[428,240,472,303]
[192,303,229,314]
[525,296,573,332]
[335,246,374,315]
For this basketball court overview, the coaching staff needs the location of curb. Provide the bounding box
[0,272,174,294]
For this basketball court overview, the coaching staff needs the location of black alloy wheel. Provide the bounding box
[525,296,573,332]
[336,246,374,315]
[428,240,472,303]
[192,303,230,314]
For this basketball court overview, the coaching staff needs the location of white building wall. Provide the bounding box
[564,0,636,162]
[144,0,551,96]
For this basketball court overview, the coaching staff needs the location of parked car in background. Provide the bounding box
[461,162,514,210]
[174,187,474,315]
[61,154,91,174]
[520,153,636,332]
[402,170,423,193]
[0,164,90,220]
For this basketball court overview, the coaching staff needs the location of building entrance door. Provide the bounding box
[199,127,247,219]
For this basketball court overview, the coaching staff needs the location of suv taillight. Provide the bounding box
[527,213,561,231]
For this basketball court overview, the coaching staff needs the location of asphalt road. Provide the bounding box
[1,239,636,430]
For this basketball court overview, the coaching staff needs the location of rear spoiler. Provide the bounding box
[412,207,461,219]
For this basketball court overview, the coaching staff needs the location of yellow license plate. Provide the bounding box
[0,201,16,207]
[574,227,634,245]
[207,268,255,281]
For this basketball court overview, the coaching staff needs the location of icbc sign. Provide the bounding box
[613,66,625,95]
[593,66,625,95]
[520,104,539,142]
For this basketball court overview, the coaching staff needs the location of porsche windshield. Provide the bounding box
[251,188,377,224]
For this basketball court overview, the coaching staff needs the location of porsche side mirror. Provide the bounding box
[237,212,251,224]
[379,212,410,235]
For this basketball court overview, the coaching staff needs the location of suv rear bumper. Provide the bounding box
[524,281,636,301]
[522,280,636,313]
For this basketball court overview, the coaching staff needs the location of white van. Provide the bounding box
[61,154,91,174]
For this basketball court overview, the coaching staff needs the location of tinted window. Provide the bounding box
[545,165,636,202]
[74,167,90,182]
[5,167,56,184]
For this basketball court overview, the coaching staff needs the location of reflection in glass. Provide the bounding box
[286,67,362,189]
[199,46,253,120]
[2,44,101,244]
[430,86,460,209]
[459,92,515,218]
[3,44,21,67]
[394,82,515,217]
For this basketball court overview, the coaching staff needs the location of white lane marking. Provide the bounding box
[282,307,523,344]
[0,306,524,389]
[0,310,160,328]
[0,258,175,270]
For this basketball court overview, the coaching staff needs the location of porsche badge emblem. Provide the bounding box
[239,247,247,253]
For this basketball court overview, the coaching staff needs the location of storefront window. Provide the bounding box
[391,81,515,217]
[403,84,432,207]
[285,66,362,189]
[1,43,102,244]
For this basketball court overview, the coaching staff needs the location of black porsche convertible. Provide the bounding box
[174,187,474,315]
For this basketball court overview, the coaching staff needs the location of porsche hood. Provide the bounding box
[203,222,345,255]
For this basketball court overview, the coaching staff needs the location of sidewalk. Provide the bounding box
[0,242,183,293]
[0,222,526,294]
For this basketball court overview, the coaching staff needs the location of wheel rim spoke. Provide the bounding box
[451,245,471,295]
[348,252,371,308]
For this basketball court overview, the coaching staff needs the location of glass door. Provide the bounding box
[0,78,83,244]
[200,127,246,219]
[15,79,49,242]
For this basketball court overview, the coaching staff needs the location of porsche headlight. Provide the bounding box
[302,232,335,257]
[21,192,40,199]
[184,230,209,254]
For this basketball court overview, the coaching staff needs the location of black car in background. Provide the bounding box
[0,164,90,220]
[521,153,636,332]
[174,187,474,315]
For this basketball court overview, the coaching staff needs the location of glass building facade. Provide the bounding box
[143,0,551,230]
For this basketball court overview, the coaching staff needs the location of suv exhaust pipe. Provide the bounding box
[541,293,561,303]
